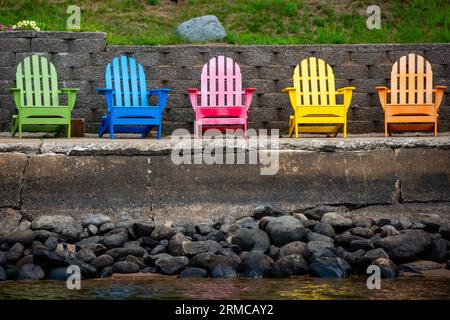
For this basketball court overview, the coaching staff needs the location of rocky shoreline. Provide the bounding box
[1,205,449,281]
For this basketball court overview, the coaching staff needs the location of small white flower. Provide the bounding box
[35,27,41,32]
[12,25,17,29]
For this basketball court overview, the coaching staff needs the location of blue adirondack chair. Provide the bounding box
[97,55,170,139]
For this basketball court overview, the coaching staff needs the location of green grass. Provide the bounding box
[0,0,448,45]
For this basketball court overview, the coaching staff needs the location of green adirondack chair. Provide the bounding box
[10,55,78,138]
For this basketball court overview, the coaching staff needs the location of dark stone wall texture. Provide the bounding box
[1,32,449,134]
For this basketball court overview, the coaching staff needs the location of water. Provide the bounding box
[0,276,449,300]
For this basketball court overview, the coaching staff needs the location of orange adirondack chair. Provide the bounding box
[377,53,447,137]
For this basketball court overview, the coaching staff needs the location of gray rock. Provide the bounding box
[173,221,196,237]
[168,233,190,256]
[237,217,259,229]
[4,230,35,246]
[15,220,32,231]
[151,224,176,240]
[267,245,280,260]
[0,252,6,266]
[102,233,127,249]
[16,255,33,269]
[309,256,351,278]
[7,243,24,263]
[82,214,111,227]
[426,238,448,263]
[266,216,305,247]
[0,266,6,281]
[190,252,240,271]
[47,267,70,281]
[306,231,334,243]
[31,215,76,233]
[372,258,397,278]
[196,224,214,235]
[17,264,45,280]
[313,222,335,238]
[292,213,309,224]
[75,248,96,263]
[211,265,237,278]
[44,235,59,251]
[398,260,442,273]
[178,267,208,278]
[351,227,373,238]
[349,239,374,252]
[321,212,353,232]
[334,233,365,247]
[78,243,107,256]
[150,244,167,255]
[374,229,432,262]
[100,266,113,278]
[106,247,145,261]
[33,250,66,268]
[231,228,255,251]
[303,206,345,220]
[112,261,140,274]
[271,254,308,278]
[239,251,274,278]
[155,256,189,275]
[99,222,115,234]
[77,235,105,246]
[249,228,271,252]
[253,204,286,219]
[182,240,221,256]
[90,254,114,270]
[124,240,141,249]
[206,230,225,242]
[306,241,336,261]
[258,216,275,231]
[133,222,156,238]
[380,225,400,237]
[87,224,98,236]
[360,248,390,263]
[337,248,365,266]
[390,216,413,230]
[279,241,307,258]
[177,15,226,43]
[419,214,441,233]
[439,223,450,240]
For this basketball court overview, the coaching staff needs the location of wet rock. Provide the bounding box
[31,215,76,234]
[150,244,167,255]
[4,230,35,246]
[124,241,141,249]
[380,225,399,237]
[239,251,274,278]
[309,256,351,278]
[249,229,271,252]
[182,240,221,256]
[190,252,240,271]
[267,245,280,260]
[77,235,104,246]
[102,233,127,249]
[374,218,391,227]
[426,238,448,263]
[142,267,156,274]
[349,239,374,252]
[196,224,214,235]
[237,217,259,229]
[133,222,156,238]
[374,229,432,262]
[337,248,365,266]
[303,206,343,221]
[87,225,98,236]
[306,232,334,243]
[439,223,450,240]
[0,266,7,281]
[155,256,189,275]
[168,233,190,256]
[266,216,305,247]
[279,241,307,258]
[351,227,373,239]
[125,255,145,269]
[321,213,353,232]
[206,230,225,242]
[151,224,176,240]
[90,254,114,270]
[33,250,66,268]
[271,254,308,278]
[100,266,113,278]
[99,222,115,235]
[372,258,397,278]
[106,247,145,261]
[16,255,33,269]
[173,221,196,237]
[258,216,275,231]
[178,267,208,278]
[253,204,286,219]
[112,261,140,274]
[398,260,442,273]
[419,215,441,233]
[82,214,111,227]
[334,233,365,247]
[142,236,158,248]
[211,265,237,278]
[17,264,45,280]
[0,252,6,266]
[231,228,255,251]
[306,241,336,261]
[44,235,59,251]
[313,222,335,238]
[293,213,309,224]
[47,267,70,281]
[75,249,96,263]
[7,243,24,263]
[78,243,107,256]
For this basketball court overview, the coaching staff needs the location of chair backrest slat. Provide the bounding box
[104,56,148,107]
[390,54,433,105]
[200,56,243,107]
[16,55,59,107]
[294,57,336,106]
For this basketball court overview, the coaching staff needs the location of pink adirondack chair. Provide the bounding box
[188,56,256,137]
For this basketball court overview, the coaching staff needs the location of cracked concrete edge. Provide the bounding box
[0,135,449,156]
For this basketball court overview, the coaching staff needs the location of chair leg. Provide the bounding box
[295,123,299,139]
[384,122,388,138]
[343,121,347,139]
[67,121,71,139]
[435,120,438,138]
[109,122,114,140]
[244,122,248,139]
[18,120,22,139]
[157,125,162,140]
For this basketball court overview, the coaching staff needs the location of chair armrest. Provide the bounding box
[148,89,170,112]
[336,86,356,94]
[376,87,389,112]
[59,88,79,93]
[97,88,113,95]
[148,88,171,96]
[9,88,22,109]
[187,88,199,110]
[281,87,296,93]
[336,87,355,110]
[434,86,447,112]
[244,88,256,110]
[282,87,299,108]
[60,88,79,110]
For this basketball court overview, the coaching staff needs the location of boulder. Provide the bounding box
[306,232,334,243]
[178,267,208,278]
[321,212,353,232]
[0,251,6,266]
[33,250,66,268]
[196,224,214,235]
[112,261,140,274]
[372,258,397,278]
[271,254,308,278]
[87,225,98,236]
[78,243,107,256]
[151,224,176,240]
[75,248,96,263]
[190,252,240,272]
[100,266,113,278]
[266,216,305,247]
[306,241,336,261]
[3,230,35,246]
[90,254,114,270]
[303,206,346,220]
[380,225,400,237]
[426,238,447,263]
[313,222,335,238]
[0,266,6,281]
[6,242,24,263]
[106,247,145,260]
[239,251,274,278]
[309,256,351,278]
[237,217,259,229]
[439,223,450,240]
[102,233,128,249]
[249,229,271,252]
[82,214,111,227]
[350,227,373,239]
[206,230,226,242]
[279,241,307,258]
[176,15,226,43]
[182,240,221,256]
[374,229,432,262]
[168,233,190,256]
[47,267,70,281]
[99,222,115,234]
[17,264,45,280]
[211,265,237,278]
[31,215,76,234]
[150,244,167,255]
[231,228,255,251]
[349,239,374,252]
[133,222,156,238]
[334,233,365,247]
[253,204,286,219]
[398,260,442,273]
[155,256,189,275]
[44,235,59,251]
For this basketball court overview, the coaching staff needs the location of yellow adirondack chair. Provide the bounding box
[376,53,447,137]
[282,57,355,138]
